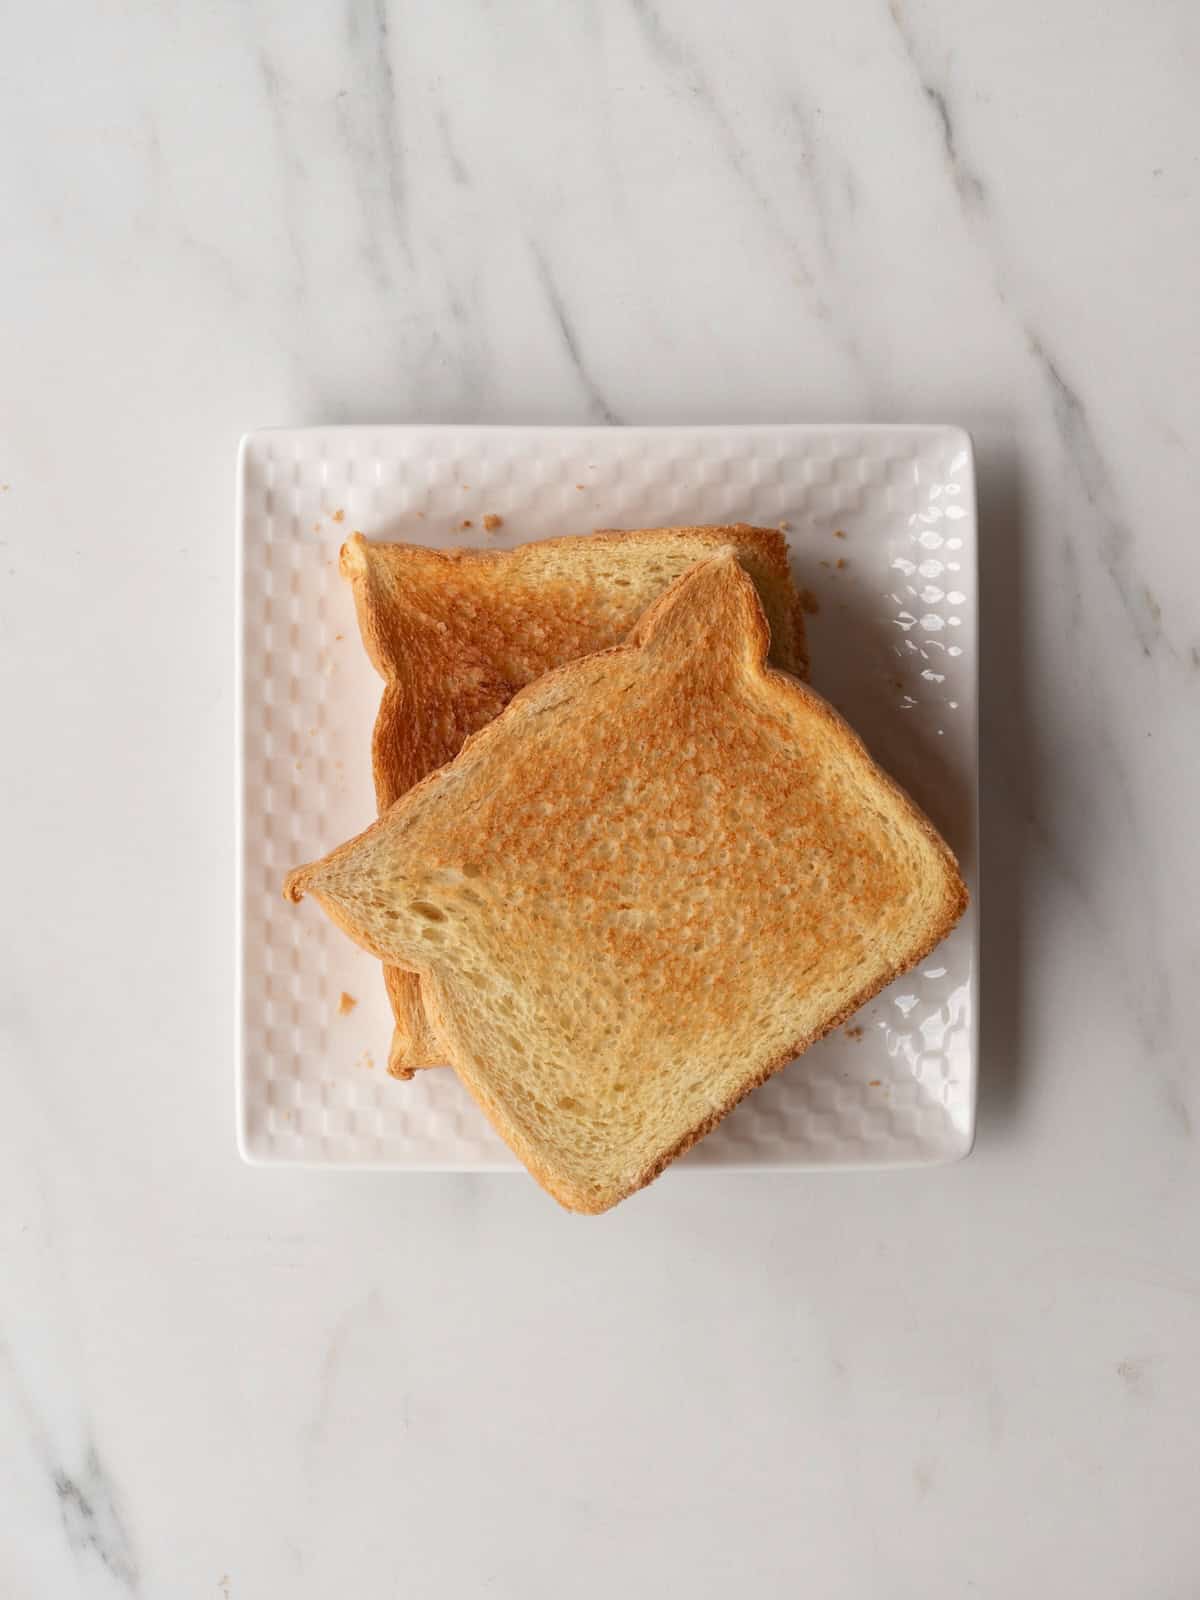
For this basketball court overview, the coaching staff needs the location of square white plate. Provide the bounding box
[237,424,978,1170]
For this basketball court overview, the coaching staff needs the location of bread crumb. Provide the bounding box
[575,484,585,491]
[798,587,820,616]
[337,991,357,1016]
[483,513,503,532]
[461,484,470,491]
[416,511,425,519]
[331,508,345,523]
[312,522,322,533]
[836,557,848,570]
[778,520,791,532]
[869,1078,882,1087]
[834,528,847,539]
[845,1025,864,1040]
[334,632,344,642]
[819,559,831,569]
[460,519,473,529]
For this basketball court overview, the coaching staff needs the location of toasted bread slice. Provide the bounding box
[340,525,808,1077]
[287,553,966,1212]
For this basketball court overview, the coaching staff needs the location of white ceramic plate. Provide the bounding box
[237,424,978,1171]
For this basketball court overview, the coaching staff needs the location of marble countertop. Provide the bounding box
[3,1,1198,1594]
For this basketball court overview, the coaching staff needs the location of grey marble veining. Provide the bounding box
[2,1338,139,1590]
[1,0,1198,1594]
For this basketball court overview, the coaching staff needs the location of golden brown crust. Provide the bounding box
[285,552,966,1213]
[380,965,444,1076]
[790,590,812,680]
[339,525,809,1075]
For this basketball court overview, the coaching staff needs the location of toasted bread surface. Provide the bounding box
[341,525,808,1074]
[288,553,966,1212]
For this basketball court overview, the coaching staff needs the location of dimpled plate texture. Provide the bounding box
[237,425,978,1171]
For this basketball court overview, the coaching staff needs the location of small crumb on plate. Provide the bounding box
[337,992,357,1016]
[483,513,503,532]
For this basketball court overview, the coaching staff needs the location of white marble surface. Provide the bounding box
[1,0,1198,1593]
